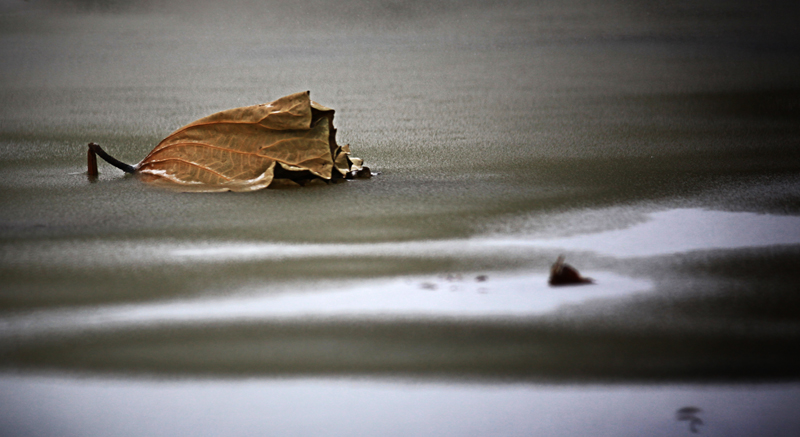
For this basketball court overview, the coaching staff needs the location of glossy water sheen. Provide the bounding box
[2,375,799,437]
[2,0,800,435]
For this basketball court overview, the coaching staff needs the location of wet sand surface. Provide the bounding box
[2,0,800,435]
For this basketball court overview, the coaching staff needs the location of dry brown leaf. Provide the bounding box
[88,91,367,192]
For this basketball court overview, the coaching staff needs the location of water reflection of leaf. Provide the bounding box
[676,406,703,433]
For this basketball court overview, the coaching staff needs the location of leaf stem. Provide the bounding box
[87,142,136,174]
[87,146,98,177]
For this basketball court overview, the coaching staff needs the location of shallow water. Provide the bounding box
[2,0,800,435]
[2,375,799,437]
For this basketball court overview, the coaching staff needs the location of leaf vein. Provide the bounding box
[261,137,329,150]
[153,141,264,156]
[139,158,235,181]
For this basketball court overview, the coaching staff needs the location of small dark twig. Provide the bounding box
[87,142,136,174]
